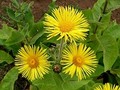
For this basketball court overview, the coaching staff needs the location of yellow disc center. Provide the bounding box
[73,56,84,67]
[29,58,39,68]
[59,21,74,32]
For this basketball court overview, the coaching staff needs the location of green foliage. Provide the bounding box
[0,24,25,46]
[0,0,120,89]
[107,0,120,11]
[32,71,92,90]
[0,50,14,64]
[104,25,120,39]
[0,24,14,39]
[92,0,105,21]
[0,67,19,90]
[32,72,59,90]
[97,34,118,71]
[5,30,24,45]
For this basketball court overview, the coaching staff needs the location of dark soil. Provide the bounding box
[1,0,120,27]
[112,8,120,23]
[0,0,120,90]
[32,0,97,21]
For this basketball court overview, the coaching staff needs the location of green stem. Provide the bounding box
[57,38,64,63]
[94,0,108,34]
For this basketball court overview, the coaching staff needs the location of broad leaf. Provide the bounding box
[98,34,118,71]
[30,29,44,45]
[97,12,111,32]
[0,67,19,90]
[62,79,91,90]
[32,72,59,90]
[0,24,14,39]
[32,71,91,90]
[107,0,120,11]
[6,8,19,22]
[5,31,24,45]
[0,50,14,64]
[78,80,95,90]
[60,73,91,90]
[83,9,93,21]
[11,0,19,8]
[91,65,104,77]
[104,24,120,39]
[29,21,44,37]
[92,0,105,21]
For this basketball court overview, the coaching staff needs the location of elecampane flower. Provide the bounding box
[94,83,120,90]
[61,43,97,80]
[44,6,89,42]
[15,45,50,81]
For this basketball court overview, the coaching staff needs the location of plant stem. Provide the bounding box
[57,38,64,63]
[94,0,108,34]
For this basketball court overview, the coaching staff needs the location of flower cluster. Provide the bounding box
[15,6,98,81]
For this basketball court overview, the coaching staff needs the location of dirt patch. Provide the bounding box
[0,0,120,25]
[32,0,97,21]
[112,8,120,23]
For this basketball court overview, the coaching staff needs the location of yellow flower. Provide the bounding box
[15,45,50,81]
[61,43,97,80]
[44,6,89,42]
[94,83,120,90]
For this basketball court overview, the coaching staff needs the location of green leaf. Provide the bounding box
[83,9,93,21]
[5,31,24,45]
[24,11,34,25]
[104,24,120,39]
[32,71,59,90]
[97,12,111,32]
[0,39,5,45]
[30,26,44,44]
[62,79,91,90]
[116,76,120,85]
[90,83,103,90]
[111,68,120,78]
[48,0,57,13]
[29,21,44,37]
[30,85,39,90]
[53,73,63,90]
[78,80,95,90]
[98,34,118,71]
[0,24,14,39]
[19,24,29,36]
[32,71,91,90]
[92,0,105,21]
[20,2,33,13]
[11,0,19,8]
[60,73,91,90]
[0,67,19,90]
[6,8,19,22]
[112,57,120,69]
[30,21,44,44]
[0,50,14,64]
[88,35,100,52]
[107,0,120,11]
[91,65,104,77]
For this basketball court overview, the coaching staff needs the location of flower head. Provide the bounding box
[94,83,120,90]
[44,6,89,42]
[15,45,50,81]
[61,43,97,80]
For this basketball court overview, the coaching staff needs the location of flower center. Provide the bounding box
[73,56,84,67]
[59,21,74,32]
[28,58,39,68]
